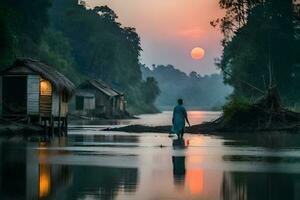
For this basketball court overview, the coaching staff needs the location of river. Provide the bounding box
[1,111,300,200]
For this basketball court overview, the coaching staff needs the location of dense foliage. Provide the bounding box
[0,0,51,65]
[142,65,232,110]
[0,0,160,114]
[215,0,300,106]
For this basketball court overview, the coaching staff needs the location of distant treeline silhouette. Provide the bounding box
[142,64,232,110]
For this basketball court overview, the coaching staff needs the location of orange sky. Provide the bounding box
[86,0,225,74]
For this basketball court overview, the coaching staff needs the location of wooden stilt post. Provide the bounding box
[61,119,63,137]
[58,95,62,136]
[65,114,68,136]
[50,115,54,137]
[58,117,61,136]
[27,116,31,125]
[44,118,48,137]
[61,118,64,136]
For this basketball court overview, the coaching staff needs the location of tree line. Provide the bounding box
[214,0,300,107]
[0,0,160,114]
[142,64,232,110]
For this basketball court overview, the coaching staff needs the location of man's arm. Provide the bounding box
[172,107,175,125]
[184,108,190,127]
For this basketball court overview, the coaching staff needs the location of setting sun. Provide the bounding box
[191,47,205,60]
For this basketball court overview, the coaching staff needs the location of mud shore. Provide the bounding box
[105,122,300,134]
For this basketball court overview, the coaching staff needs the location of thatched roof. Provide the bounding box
[0,58,75,98]
[78,79,123,97]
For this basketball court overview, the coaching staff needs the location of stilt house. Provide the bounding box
[0,58,75,131]
[74,79,126,118]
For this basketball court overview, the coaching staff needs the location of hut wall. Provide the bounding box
[60,101,68,117]
[83,97,95,110]
[119,96,125,112]
[52,92,59,117]
[40,96,52,117]
[27,75,40,115]
[94,91,112,116]
[112,98,116,116]
[115,96,125,115]
[51,92,68,117]
[74,90,96,111]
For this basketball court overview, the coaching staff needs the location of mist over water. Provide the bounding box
[142,65,232,109]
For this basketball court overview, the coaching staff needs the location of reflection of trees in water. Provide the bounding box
[221,171,300,200]
[64,166,138,200]
[221,172,247,200]
[0,142,27,199]
[221,132,300,149]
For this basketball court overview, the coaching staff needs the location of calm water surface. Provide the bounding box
[1,111,300,200]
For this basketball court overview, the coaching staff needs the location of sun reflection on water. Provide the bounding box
[186,169,204,195]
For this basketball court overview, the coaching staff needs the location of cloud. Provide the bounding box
[177,27,206,39]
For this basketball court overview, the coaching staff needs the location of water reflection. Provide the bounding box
[70,134,139,144]
[65,166,138,200]
[172,139,186,185]
[221,131,300,149]
[0,139,139,200]
[221,171,300,200]
[2,128,300,199]
[171,138,205,197]
[0,141,71,200]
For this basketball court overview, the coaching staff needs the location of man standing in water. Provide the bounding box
[172,99,190,138]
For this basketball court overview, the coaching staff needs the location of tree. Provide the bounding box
[216,0,300,106]
[50,0,159,113]
[142,77,160,104]
[0,0,51,66]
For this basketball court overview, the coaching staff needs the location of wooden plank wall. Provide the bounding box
[52,92,59,117]
[27,75,40,115]
[40,95,52,117]
[84,97,95,110]
[61,102,68,117]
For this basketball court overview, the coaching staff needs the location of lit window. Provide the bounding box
[40,79,52,96]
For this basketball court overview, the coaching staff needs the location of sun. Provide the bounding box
[191,47,205,60]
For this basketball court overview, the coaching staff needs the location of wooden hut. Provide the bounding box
[0,58,75,133]
[73,79,126,118]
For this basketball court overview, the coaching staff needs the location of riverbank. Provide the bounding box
[105,120,300,134]
[104,122,300,134]
[0,119,44,136]
[106,92,300,134]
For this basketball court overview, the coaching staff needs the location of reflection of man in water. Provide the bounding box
[172,138,186,184]
[172,99,190,138]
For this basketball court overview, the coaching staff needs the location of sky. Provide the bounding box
[85,0,225,75]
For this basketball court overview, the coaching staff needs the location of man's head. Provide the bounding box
[178,99,183,105]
